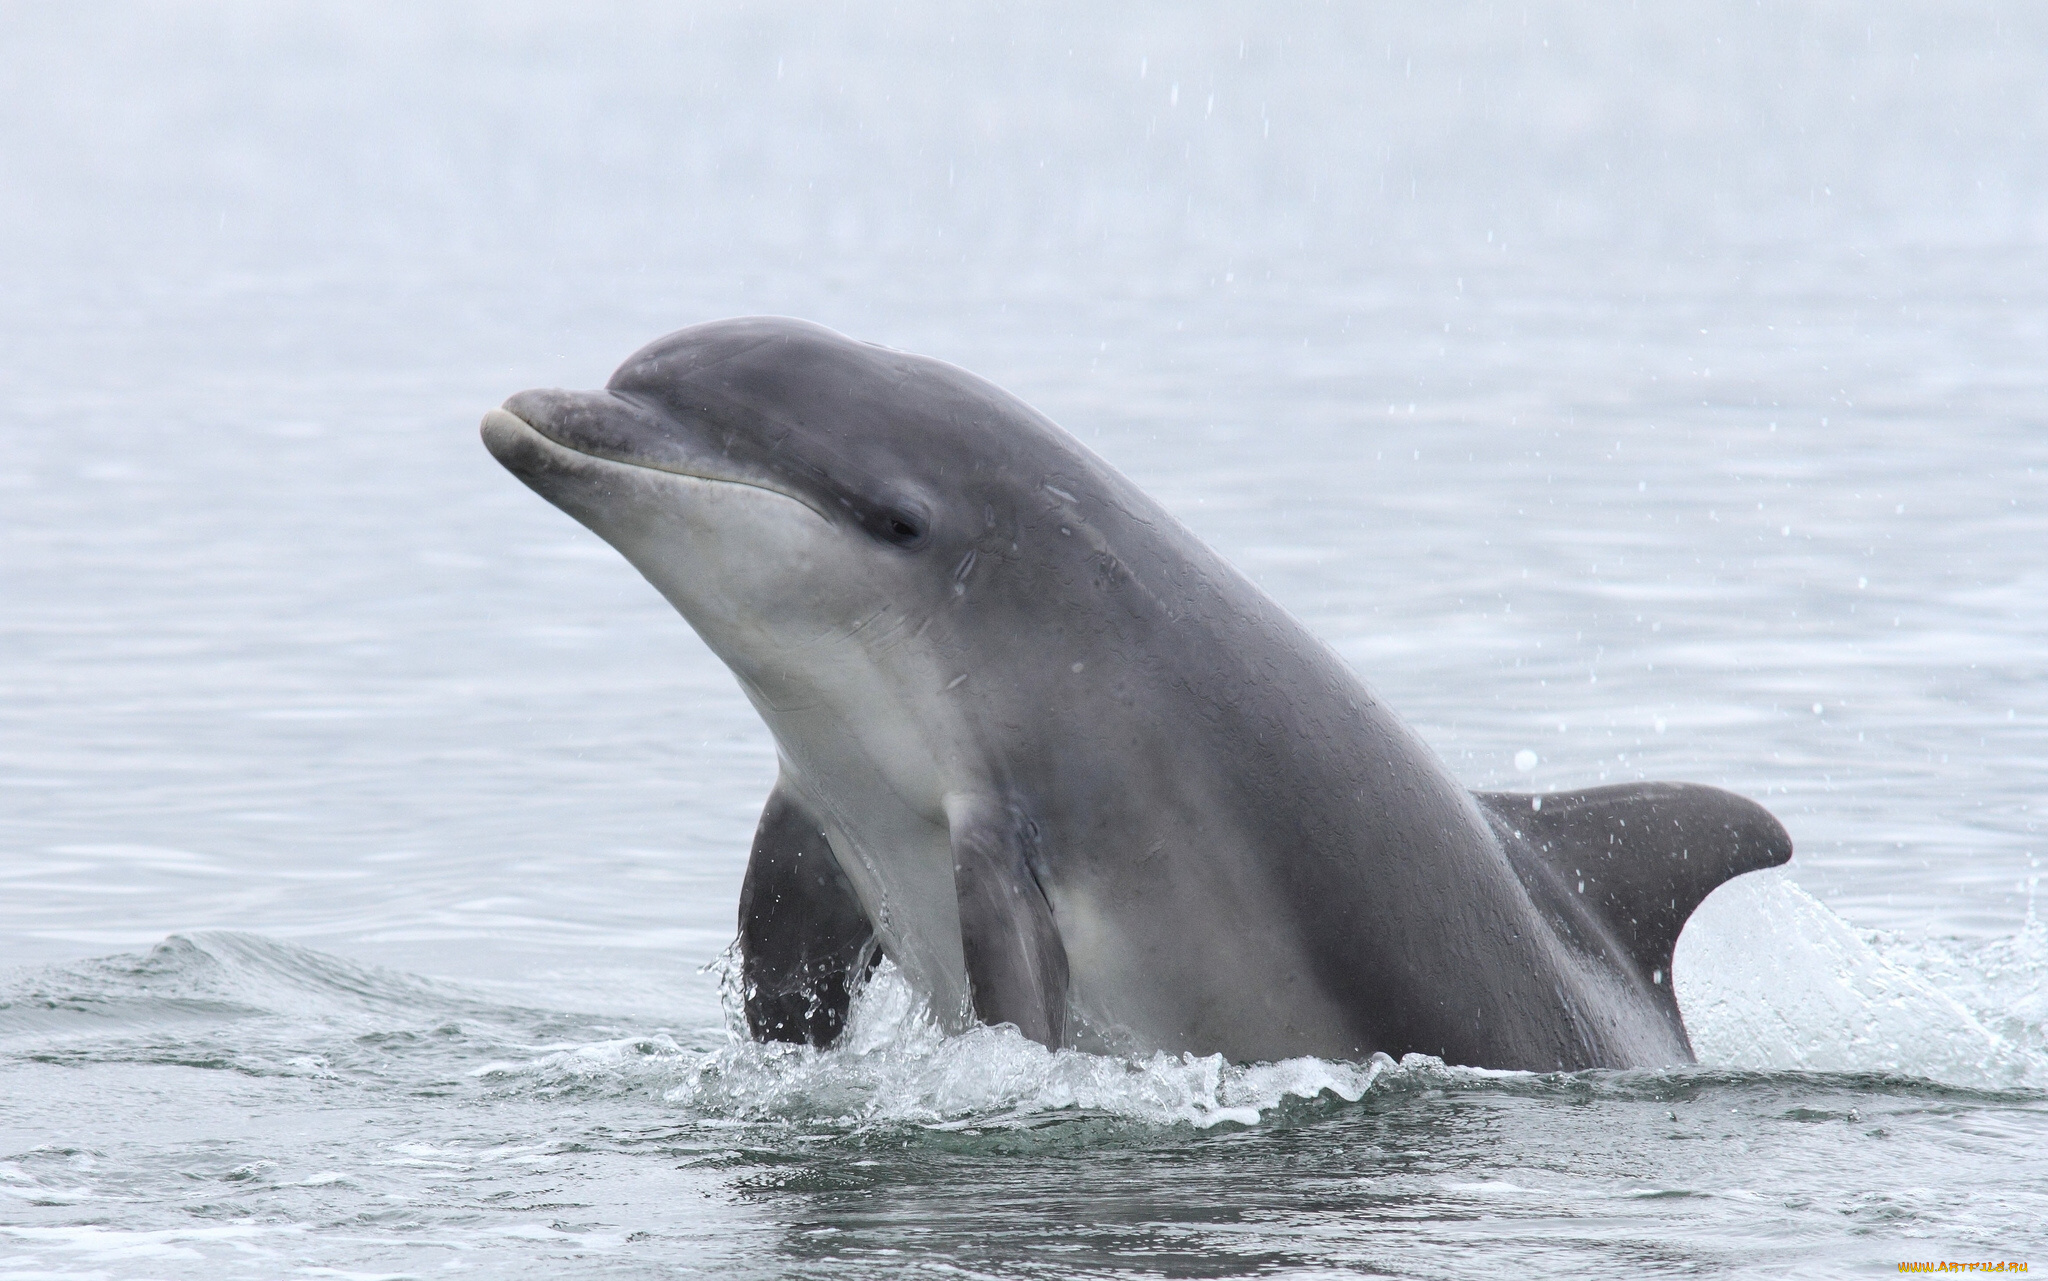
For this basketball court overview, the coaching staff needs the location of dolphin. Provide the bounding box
[480,316,1790,1070]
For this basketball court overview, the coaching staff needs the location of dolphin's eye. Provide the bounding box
[873,508,927,549]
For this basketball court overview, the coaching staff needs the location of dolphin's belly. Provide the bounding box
[1044,821,1377,1062]
[772,755,969,1027]
[742,661,981,1028]
[823,807,970,1028]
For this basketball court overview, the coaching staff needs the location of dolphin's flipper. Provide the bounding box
[951,808,1069,1048]
[1475,782,1792,1034]
[737,782,877,1046]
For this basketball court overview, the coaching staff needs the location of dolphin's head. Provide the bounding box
[480,316,1097,803]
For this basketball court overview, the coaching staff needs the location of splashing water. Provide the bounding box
[464,874,2048,1136]
[2,899,2045,1278]
[1679,874,2048,1090]
[654,962,1396,1129]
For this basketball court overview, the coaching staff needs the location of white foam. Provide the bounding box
[670,962,1398,1128]
[470,1033,691,1088]
[0,1223,285,1261]
[1676,872,2046,1089]
[474,882,2048,1131]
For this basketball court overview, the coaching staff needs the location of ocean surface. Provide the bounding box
[3,3,2045,1276]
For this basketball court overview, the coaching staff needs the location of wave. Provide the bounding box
[0,931,581,1082]
[0,930,487,1025]
[6,874,2044,1133]
[1678,873,2047,1090]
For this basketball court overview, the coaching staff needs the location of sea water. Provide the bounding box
[3,3,2045,1276]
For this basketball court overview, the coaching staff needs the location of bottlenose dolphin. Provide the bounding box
[480,317,1790,1070]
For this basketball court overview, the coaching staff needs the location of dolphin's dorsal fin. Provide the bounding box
[1473,782,1791,1007]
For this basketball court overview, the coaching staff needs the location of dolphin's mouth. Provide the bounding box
[479,399,830,523]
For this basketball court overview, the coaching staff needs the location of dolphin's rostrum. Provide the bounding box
[481,316,1790,1070]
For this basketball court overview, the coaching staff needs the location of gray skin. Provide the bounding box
[481,316,1791,1070]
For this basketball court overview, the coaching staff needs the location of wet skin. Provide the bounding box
[481,316,1791,1069]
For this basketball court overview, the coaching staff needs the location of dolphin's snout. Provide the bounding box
[480,405,532,436]
[490,388,584,452]
[499,389,571,435]
[486,388,675,469]
[479,406,538,468]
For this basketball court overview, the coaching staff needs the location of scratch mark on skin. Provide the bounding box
[788,607,894,658]
[946,673,968,690]
[868,619,913,652]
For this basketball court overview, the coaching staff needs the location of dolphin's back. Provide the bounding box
[1005,489,1787,1068]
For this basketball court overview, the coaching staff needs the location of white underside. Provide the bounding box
[491,413,980,1023]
